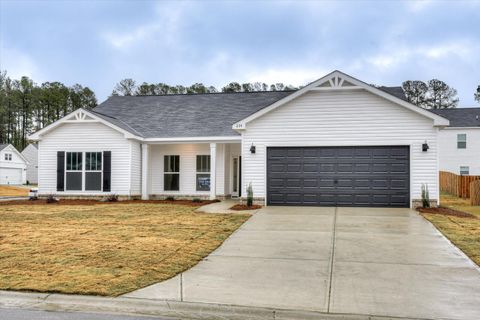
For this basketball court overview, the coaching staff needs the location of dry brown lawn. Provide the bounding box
[0,203,249,296]
[0,185,28,197]
[420,193,480,266]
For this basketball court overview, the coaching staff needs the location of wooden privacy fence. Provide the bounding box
[471,180,480,205]
[440,171,480,199]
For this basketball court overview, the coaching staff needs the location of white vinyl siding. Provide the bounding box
[38,122,132,195]
[21,144,38,184]
[438,128,480,175]
[241,89,439,205]
[148,143,234,196]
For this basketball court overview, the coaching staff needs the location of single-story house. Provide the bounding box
[0,144,28,185]
[21,143,39,184]
[431,108,480,176]
[28,70,450,208]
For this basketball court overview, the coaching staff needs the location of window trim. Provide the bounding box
[4,153,12,161]
[460,166,469,176]
[164,155,180,191]
[65,151,105,192]
[457,133,467,149]
[196,155,211,192]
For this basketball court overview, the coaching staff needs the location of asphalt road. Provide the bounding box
[0,308,176,320]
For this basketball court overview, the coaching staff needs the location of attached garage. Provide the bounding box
[0,168,23,185]
[236,71,450,208]
[267,146,410,207]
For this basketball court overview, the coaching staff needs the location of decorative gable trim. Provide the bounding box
[232,70,450,130]
[28,108,142,141]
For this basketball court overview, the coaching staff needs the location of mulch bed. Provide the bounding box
[0,199,220,207]
[230,204,262,211]
[417,206,477,219]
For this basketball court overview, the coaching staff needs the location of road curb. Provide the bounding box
[0,291,436,320]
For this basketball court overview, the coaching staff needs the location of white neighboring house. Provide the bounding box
[431,108,480,176]
[28,70,450,208]
[0,144,28,185]
[22,143,39,184]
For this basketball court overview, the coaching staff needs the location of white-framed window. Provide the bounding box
[4,153,12,161]
[66,152,83,191]
[65,151,104,191]
[460,166,469,175]
[457,134,467,149]
[196,155,211,191]
[164,155,180,191]
[85,152,102,191]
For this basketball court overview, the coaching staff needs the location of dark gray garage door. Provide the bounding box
[267,146,410,207]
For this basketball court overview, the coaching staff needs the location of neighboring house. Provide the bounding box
[28,70,449,208]
[431,108,480,175]
[0,144,28,185]
[22,143,39,184]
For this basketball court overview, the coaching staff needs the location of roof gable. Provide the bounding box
[28,108,143,141]
[233,70,449,130]
[0,144,29,164]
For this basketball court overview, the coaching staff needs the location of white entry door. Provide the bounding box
[0,168,23,185]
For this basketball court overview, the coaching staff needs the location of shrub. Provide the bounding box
[107,194,118,202]
[421,184,430,208]
[246,183,254,207]
[192,198,202,203]
[46,194,58,204]
[166,196,175,201]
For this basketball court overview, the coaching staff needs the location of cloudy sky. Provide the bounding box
[1,0,479,105]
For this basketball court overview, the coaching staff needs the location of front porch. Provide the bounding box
[141,142,242,201]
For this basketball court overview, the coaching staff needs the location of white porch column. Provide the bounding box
[210,142,217,200]
[141,143,149,200]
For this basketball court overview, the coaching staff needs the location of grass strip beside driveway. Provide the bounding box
[0,185,29,197]
[420,193,479,266]
[0,203,249,296]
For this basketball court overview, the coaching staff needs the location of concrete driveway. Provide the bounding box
[125,207,480,320]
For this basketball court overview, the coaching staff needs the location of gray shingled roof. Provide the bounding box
[430,108,480,127]
[93,91,293,138]
[91,86,409,138]
[378,86,408,101]
[0,144,7,151]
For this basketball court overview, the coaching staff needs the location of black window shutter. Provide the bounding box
[57,151,65,191]
[103,151,111,192]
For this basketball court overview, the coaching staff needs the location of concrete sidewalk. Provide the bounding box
[195,199,261,214]
[125,206,480,320]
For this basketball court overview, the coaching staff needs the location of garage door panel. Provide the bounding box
[267,146,410,207]
[0,168,23,185]
[303,163,318,172]
[303,179,317,188]
[391,163,408,173]
[337,163,353,173]
[287,164,302,173]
